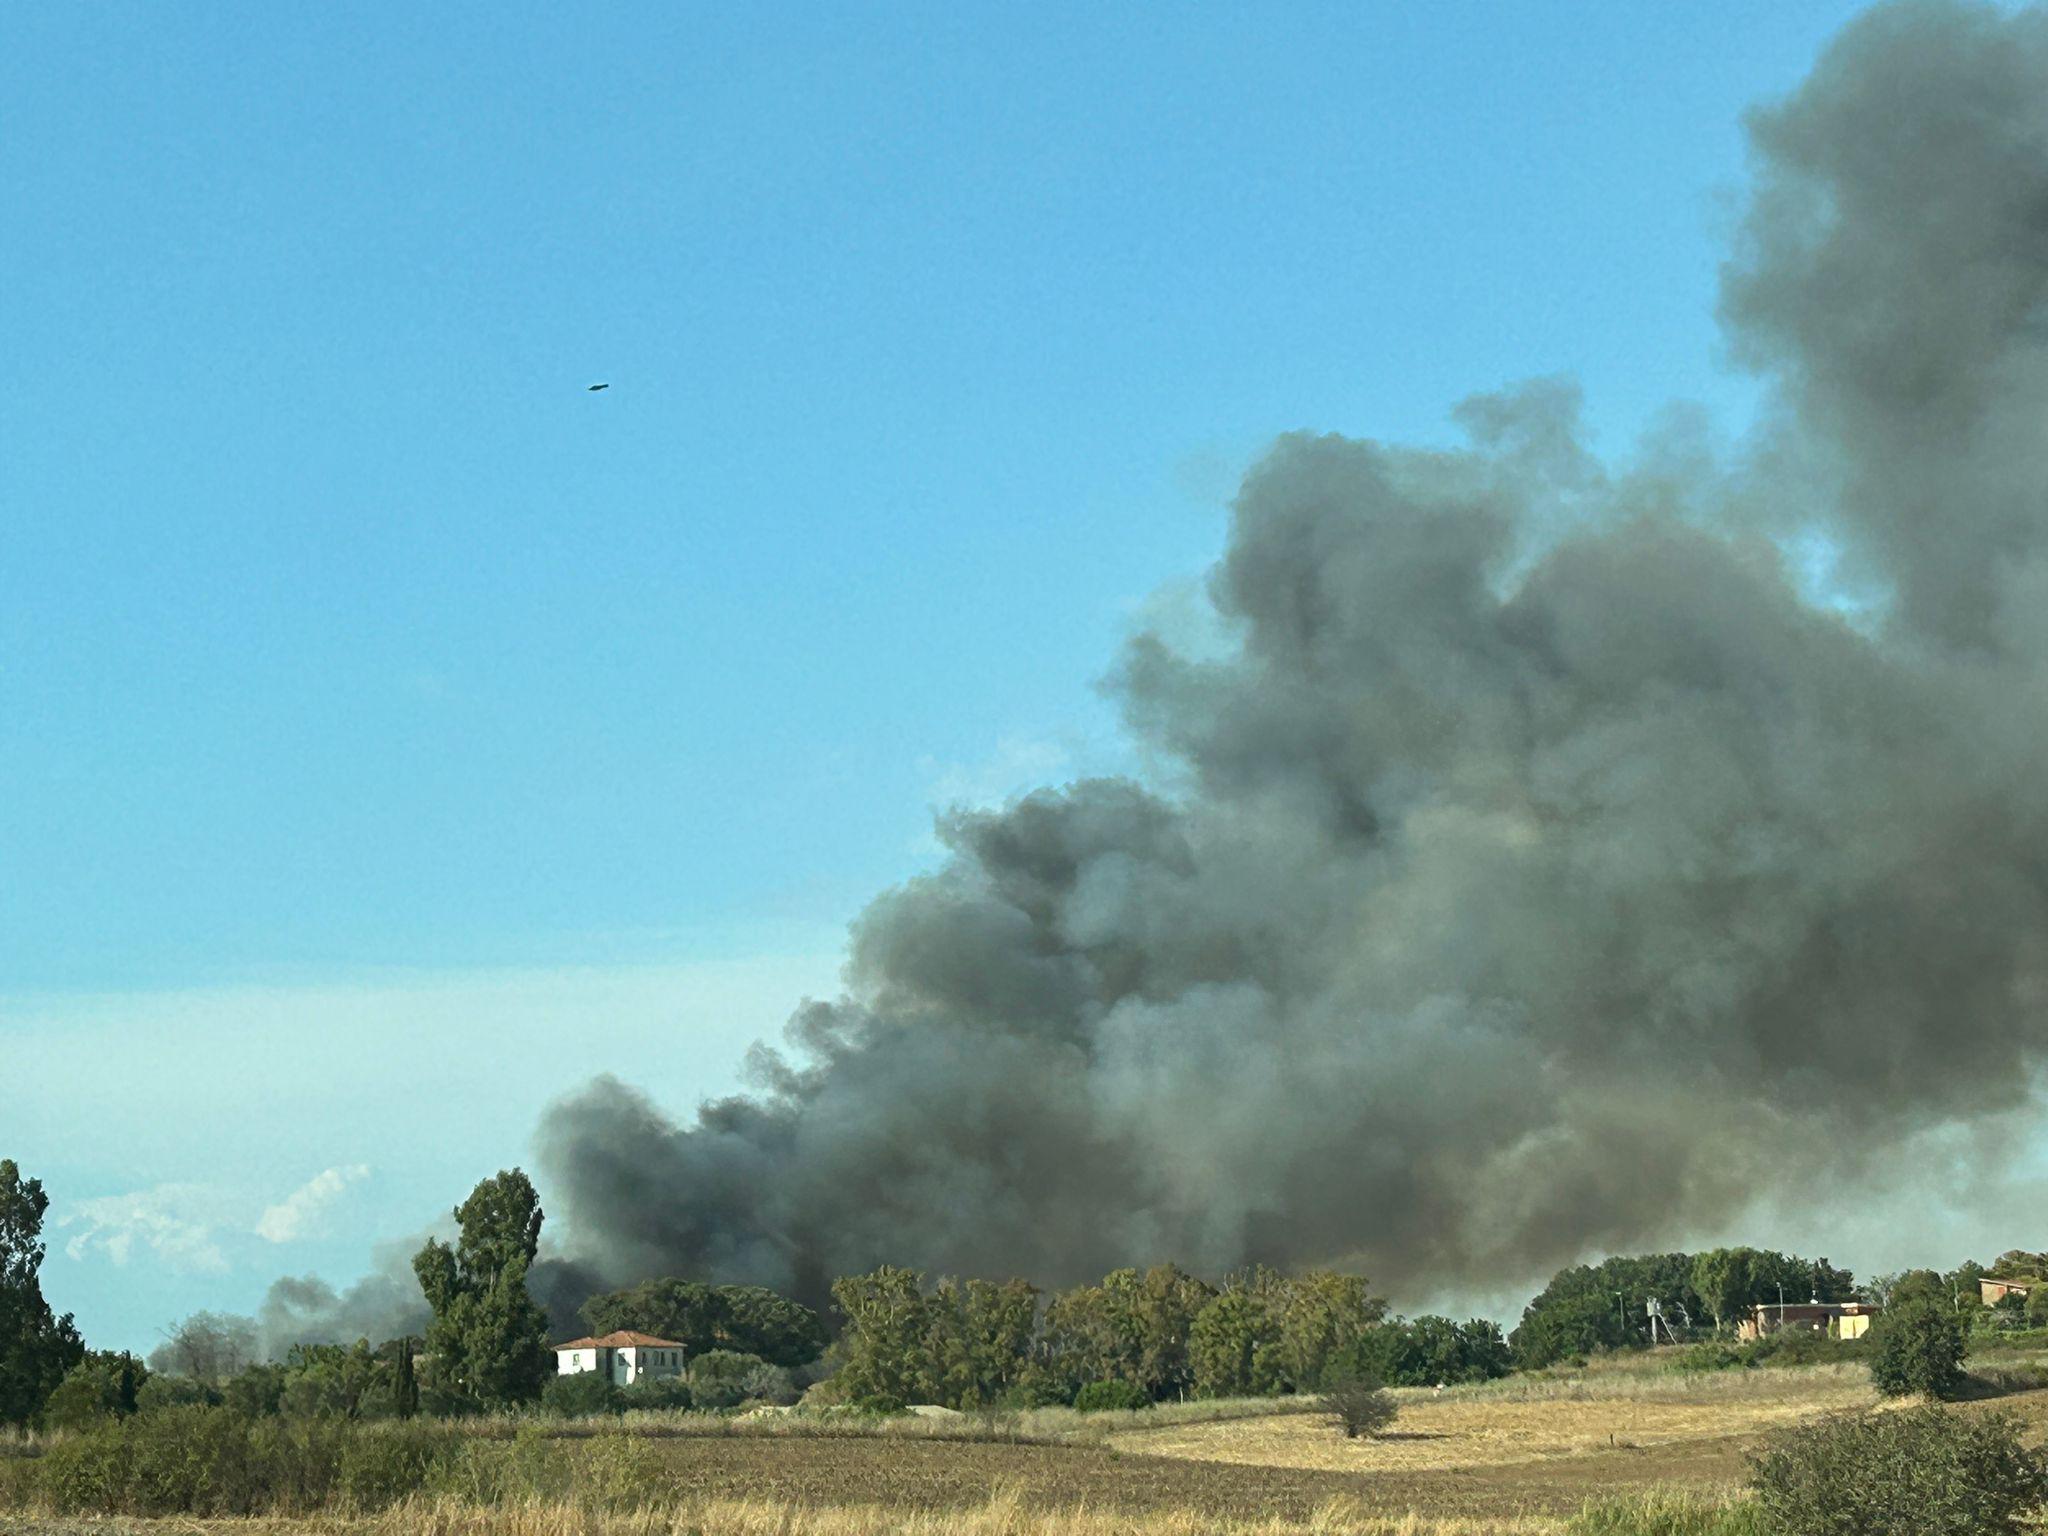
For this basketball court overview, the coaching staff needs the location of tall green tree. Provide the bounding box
[1274,1269,1387,1391]
[0,1159,85,1426]
[391,1336,419,1419]
[1189,1272,1285,1397]
[830,1265,934,1406]
[924,1276,1037,1407]
[1690,1248,1757,1334]
[412,1169,551,1407]
[1127,1264,1215,1400]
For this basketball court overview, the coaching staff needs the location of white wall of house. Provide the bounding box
[555,1345,686,1386]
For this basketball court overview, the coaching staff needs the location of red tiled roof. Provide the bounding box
[553,1330,684,1350]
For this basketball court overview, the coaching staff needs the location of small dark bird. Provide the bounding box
[588,383,610,392]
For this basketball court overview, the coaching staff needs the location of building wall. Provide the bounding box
[556,1345,687,1384]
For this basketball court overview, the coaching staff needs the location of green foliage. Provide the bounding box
[620,1375,694,1410]
[278,1339,389,1419]
[686,1348,771,1410]
[1744,1329,1862,1368]
[19,1408,469,1517]
[1568,1493,1767,1536]
[1272,1270,1387,1391]
[1690,1249,1756,1334]
[1188,1276,1285,1397]
[137,1373,221,1410]
[1748,1404,2048,1536]
[540,1369,622,1417]
[222,1363,287,1417]
[1039,1264,1213,1402]
[1072,1378,1151,1412]
[924,1276,1039,1408]
[716,1285,830,1367]
[1985,1250,2048,1281]
[1868,1295,1966,1399]
[390,1337,419,1419]
[1322,1373,1397,1438]
[1514,1249,1855,1368]
[412,1169,551,1408]
[0,1159,86,1426]
[42,1351,147,1429]
[831,1266,939,1406]
[1343,1315,1511,1387]
[1672,1341,1749,1373]
[579,1279,827,1367]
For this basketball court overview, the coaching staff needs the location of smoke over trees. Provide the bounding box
[268,0,2048,1342]
[524,0,2048,1308]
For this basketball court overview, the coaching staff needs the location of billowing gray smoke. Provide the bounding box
[530,0,2048,1305]
[274,0,2048,1339]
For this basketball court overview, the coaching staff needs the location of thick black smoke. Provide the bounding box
[276,0,2048,1338]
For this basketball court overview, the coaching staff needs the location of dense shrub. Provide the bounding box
[1749,1404,2048,1536]
[1323,1374,1397,1439]
[221,1363,287,1417]
[687,1350,770,1410]
[1672,1341,1749,1373]
[41,1352,144,1429]
[1868,1297,1966,1399]
[334,1422,457,1511]
[17,1412,469,1517]
[1072,1379,1151,1413]
[540,1370,622,1417]
[1745,1329,1863,1367]
[620,1376,693,1411]
[135,1374,220,1411]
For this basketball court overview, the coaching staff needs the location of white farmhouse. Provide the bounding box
[553,1330,687,1386]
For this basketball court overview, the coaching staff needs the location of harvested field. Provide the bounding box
[10,1360,2048,1534]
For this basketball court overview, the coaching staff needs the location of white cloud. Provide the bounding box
[61,1184,232,1274]
[256,1165,371,1244]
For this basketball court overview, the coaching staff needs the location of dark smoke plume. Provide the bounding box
[276,0,2048,1339]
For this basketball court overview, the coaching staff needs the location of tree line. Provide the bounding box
[8,1153,2045,1430]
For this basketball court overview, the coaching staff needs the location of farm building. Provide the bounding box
[553,1330,686,1386]
[1736,1300,1878,1342]
[1981,1276,2038,1305]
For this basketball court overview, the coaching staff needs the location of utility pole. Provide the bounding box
[1778,1283,1786,1331]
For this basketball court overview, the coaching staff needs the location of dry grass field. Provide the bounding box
[11,1354,2048,1535]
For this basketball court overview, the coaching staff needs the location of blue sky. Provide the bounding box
[2,1,1879,1349]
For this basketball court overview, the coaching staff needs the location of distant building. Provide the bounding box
[1736,1300,1878,1342]
[1981,1277,2037,1306]
[553,1330,686,1386]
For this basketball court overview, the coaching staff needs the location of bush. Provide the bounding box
[135,1374,220,1412]
[1073,1379,1151,1413]
[42,1353,144,1429]
[1749,1404,2048,1536]
[1745,1328,1862,1368]
[1324,1375,1397,1439]
[540,1370,622,1417]
[1671,1341,1749,1374]
[334,1421,454,1511]
[1868,1297,1966,1399]
[687,1350,769,1410]
[619,1376,693,1411]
